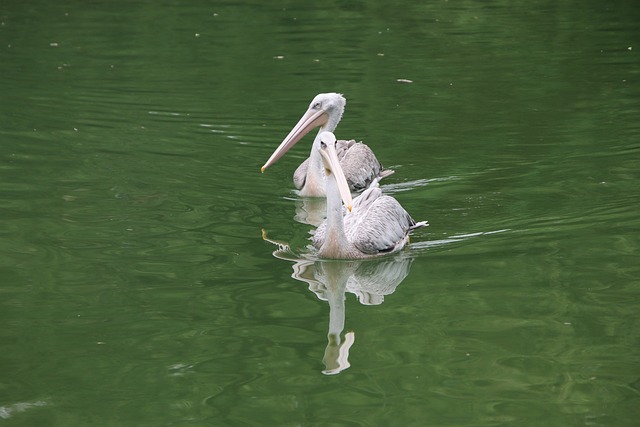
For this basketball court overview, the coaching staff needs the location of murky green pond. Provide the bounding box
[1,1,639,425]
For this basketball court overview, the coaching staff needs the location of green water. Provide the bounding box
[1,1,639,425]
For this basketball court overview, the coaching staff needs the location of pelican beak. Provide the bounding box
[319,133,353,212]
[261,108,329,172]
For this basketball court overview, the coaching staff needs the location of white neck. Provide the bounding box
[320,170,350,257]
[303,130,327,195]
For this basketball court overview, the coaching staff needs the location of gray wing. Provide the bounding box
[293,158,310,190]
[311,221,325,249]
[337,140,392,192]
[343,188,421,255]
[335,139,355,158]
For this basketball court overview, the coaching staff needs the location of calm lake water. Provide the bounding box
[1,1,639,426]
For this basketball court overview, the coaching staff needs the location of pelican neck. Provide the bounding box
[322,169,349,254]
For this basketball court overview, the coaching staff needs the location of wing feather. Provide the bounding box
[293,158,310,190]
[338,141,384,191]
[344,188,418,254]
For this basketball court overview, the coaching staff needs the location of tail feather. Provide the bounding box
[380,169,395,179]
[409,220,429,231]
[367,169,396,190]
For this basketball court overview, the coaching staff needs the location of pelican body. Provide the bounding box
[261,93,393,197]
[312,132,427,259]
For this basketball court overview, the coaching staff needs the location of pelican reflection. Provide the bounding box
[293,197,327,227]
[289,256,414,375]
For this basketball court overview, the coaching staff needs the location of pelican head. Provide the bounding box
[261,93,346,172]
[318,131,353,212]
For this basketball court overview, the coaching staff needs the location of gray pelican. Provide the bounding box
[312,132,428,259]
[261,93,393,197]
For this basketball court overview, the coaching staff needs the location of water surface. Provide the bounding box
[1,1,639,426]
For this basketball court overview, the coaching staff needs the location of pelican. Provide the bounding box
[312,132,428,259]
[261,93,393,197]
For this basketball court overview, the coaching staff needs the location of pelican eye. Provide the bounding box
[320,140,327,148]
[313,102,321,109]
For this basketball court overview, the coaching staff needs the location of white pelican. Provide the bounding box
[261,93,393,197]
[312,132,428,259]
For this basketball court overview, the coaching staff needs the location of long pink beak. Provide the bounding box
[261,108,329,172]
